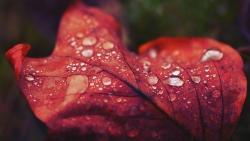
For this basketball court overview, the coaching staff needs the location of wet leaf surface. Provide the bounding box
[5,1,247,141]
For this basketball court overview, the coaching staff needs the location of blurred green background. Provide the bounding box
[0,0,249,140]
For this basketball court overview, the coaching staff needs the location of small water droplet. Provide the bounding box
[97,53,102,57]
[125,122,140,137]
[191,76,201,83]
[130,106,138,115]
[26,75,34,81]
[80,62,85,66]
[149,49,157,58]
[103,42,114,50]
[147,75,158,85]
[33,99,37,102]
[85,116,91,120]
[158,89,164,94]
[102,77,112,85]
[212,90,221,98]
[103,98,108,103]
[161,62,171,69]
[201,49,223,62]
[76,32,83,38]
[212,74,216,77]
[204,65,210,72]
[168,94,176,101]
[164,77,184,86]
[82,49,94,57]
[116,98,122,102]
[90,83,94,86]
[171,68,180,76]
[81,67,87,71]
[82,36,97,46]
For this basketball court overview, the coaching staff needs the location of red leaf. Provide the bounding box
[5,1,247,141]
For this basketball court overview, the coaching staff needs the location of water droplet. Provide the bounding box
[90,83,94,86]
[96,53,102,57]
[85,116,91,120]
[130,106,138,115]
[212,90,221,98]
[116,98,122,102]
[125,122,139,137]
[103,98,108,103]
[80,62,85,66]
[26,75,34,81]
[76,32,83,38]
[151,131,158,138]
[200,49,223,62]
[81,67,87,71]
[212,74,216,77]
[161,63,171,69]
[191,76,201,83]
[82,49,94,57]
[147,75,158,85]
[158,89,164,94]
[149,49,157,58]
[204,65,210,72]
[164,77,184,86]
[168,94,176,101]
[171,68,180,76]
[103,42,114,50]
[102,77,112,85]
[82,36,97,46]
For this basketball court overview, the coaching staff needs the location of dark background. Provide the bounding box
[0,0,249,140]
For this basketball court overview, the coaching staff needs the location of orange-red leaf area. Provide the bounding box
[5,1,247,141]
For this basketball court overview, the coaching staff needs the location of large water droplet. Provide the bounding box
[212,90,221,98]
[147,75,158,85]
[164,77,184,86]
[168,94,176,101]
[125,122,140,137]
[191,76,201,84]
[26,75,34,81]
[81,49,94,57]
[171,68,180,76]
[103,42,114,50]
[200,50,223,62]
[102,77,112,85]
[82,36,97,46]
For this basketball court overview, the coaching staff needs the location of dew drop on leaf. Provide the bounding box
[81,49,94,57]
[171,68,180,76]
[82,36,97,46]
[200,49,223,62]
[164,77,184,86]
[124,122,140,137]
[76,32,83,38]
[102,76,112,86]
[147,75,158,85]
[191,76,201,84]
[161,63,171,69]
[149,49,157,58]
[212,90,221,98]
[168,94,176,101]
[103,42,114,50]
[25,75,34,81]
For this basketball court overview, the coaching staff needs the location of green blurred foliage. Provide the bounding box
[0,0,249,140]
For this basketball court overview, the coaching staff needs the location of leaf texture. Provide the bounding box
[5,1,247,141]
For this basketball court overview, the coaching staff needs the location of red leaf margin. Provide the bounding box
[5,1,247,141]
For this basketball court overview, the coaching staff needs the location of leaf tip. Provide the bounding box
[5,44,30,80]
